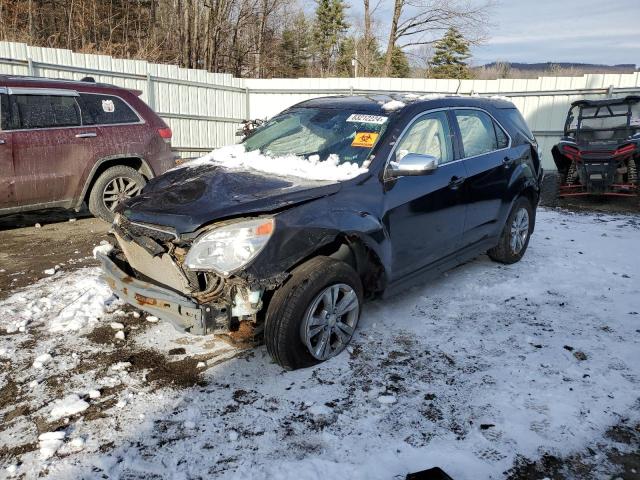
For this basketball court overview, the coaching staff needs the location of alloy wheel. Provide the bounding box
[300,283,360,361]
[103,177,142,211]
[510,207,530,254]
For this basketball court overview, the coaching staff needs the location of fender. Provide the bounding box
[74,154,154,209]
[243,205,391,289]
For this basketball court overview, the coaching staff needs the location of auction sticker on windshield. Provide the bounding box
[346,114,388,124]
[352,132,379,148]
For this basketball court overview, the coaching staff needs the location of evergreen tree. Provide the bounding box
[389,46,410,78]
[429,27,472,79]
[313,0,349,75]
[277,13,310,78]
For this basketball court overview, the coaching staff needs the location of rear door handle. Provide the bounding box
[75,132,97,138]
[448,175,466,189]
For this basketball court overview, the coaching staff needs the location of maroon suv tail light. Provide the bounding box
[158,127,172,143]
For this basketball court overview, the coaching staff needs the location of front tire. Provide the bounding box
[488,197,534,264]
[88,165,146,222]
[264,256,363,370]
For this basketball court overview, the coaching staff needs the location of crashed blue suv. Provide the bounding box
[96,94,542,370]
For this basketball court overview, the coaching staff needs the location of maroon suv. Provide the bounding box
[0,75,176,221]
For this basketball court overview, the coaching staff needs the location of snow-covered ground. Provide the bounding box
[0,208,639,479]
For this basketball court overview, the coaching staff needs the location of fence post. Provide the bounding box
[245,87,250,120]
[146,72,155,109]
[607,85,614,98]
[27,57,35,76]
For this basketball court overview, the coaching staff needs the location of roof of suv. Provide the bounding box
[0,75,141,96]
[294,94,516,113]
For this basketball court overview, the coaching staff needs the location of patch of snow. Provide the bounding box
[131,311,141,319]
[44,268,56,275]
[489,95,514,103]
[146,316,158,323]
[110,362,131,371]
[228,430,239,441]
[50,394,90,421]
[178,144,367,182]
[110,322,124,330]
[114,330,125,341]
[38,431,66,459]
[381,99,406,111]
[70,437,85,449]
[377,394,397,405]
[88,390,101,399]
[308,404,333,415]
[196,361,206,369]
[92,242,114,259]
[32,353,52,369]
[183,421,196,430]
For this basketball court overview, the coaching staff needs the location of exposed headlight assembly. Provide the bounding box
[185,217,274,276]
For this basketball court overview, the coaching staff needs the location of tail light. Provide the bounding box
[157,127,172,144]
[562,144,581,162]
[613,143,635,157]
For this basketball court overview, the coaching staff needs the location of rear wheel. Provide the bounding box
[88,165,146,222]
[488,197,534,264]
[264,256,363,370]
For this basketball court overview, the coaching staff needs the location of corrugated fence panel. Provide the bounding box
[2,42,640,168]
[0,42,247,156]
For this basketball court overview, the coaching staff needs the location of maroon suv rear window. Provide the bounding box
[78,93,140,125]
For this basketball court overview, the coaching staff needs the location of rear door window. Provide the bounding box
[78,94,140,125]
[13,94,81,129]
[0,94,11,130]
[454,109,508,158]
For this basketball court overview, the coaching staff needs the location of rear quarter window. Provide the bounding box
[79,93,140,125]
[503,108,535,142]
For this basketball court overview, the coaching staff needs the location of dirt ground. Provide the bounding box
[0,208,109,299]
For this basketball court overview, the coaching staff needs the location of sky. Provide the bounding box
[341,0,640,67]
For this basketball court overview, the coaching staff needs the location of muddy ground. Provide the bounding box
[0,209,109,299]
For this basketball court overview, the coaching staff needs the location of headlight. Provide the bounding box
[184,217,274,275]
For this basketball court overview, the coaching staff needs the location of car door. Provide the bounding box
[382,109,467,281]
[0,92,16,208]
[452,108,514,247]
[9,90,99,207]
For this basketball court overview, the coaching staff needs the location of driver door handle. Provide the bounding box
[448,175,466,189]
[503,156,516,167]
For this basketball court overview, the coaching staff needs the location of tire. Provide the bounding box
[88,165,146,222]
[264,256,363,370]
[487,196,534,264]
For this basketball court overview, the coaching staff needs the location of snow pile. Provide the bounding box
[0,268,115,333]
[179,144,367,181]
[50,394,90,421]
[32,353,52,369]
[38,431,66,459]
[381,99,406,111]
[92,242,114,259]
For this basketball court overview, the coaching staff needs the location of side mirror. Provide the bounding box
[388,152,439,177]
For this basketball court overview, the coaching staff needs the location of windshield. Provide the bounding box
[243,108,388,166]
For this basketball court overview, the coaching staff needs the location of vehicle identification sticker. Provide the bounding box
[352,132,379,148]
[102,99,115,113]
[346,114,387,124]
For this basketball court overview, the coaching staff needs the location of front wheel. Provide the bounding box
[488,197,534,264]
[264,256,363,370]
[88,165,146,222]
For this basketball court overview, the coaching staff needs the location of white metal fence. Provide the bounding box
[2,41,640,169]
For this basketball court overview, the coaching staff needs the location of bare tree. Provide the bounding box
[383,0,493,76]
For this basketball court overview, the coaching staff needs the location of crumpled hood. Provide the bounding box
[120,164,341,234]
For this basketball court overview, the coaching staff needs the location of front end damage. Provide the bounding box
[96,214,268,336]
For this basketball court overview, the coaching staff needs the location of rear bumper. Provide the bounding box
[96,251,221,334]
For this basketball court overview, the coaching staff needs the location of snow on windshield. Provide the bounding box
[177,144,368,181]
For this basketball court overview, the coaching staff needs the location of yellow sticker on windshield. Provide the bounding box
[352,132,379,148]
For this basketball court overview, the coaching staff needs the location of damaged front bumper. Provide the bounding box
[95,251,224,335]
